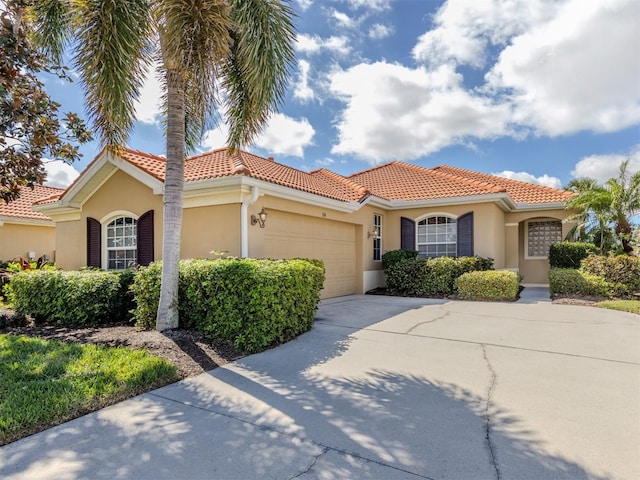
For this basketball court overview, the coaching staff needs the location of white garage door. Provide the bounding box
[264,213,357,298]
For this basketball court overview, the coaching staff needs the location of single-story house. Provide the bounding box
[34,148,575,297]
[0,185,63,262]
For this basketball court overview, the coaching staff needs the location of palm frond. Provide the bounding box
[28,0,72,62]
[156,0,233,152]
[73,0,154,148]
[223,0,296,149]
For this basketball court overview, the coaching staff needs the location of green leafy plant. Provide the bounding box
[385,256,494,296]
[548,268,628,298]
[132,258,325,353]
[548,242,598,269]
[381,249,418,271]
[580,255,640,293]
[5,269,136,325]
[454,270,520,301]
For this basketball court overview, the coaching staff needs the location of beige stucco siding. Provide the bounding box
[181,204,241,258]
[53,170,164,270]
[0,222,55,261]
[509,210,574,284]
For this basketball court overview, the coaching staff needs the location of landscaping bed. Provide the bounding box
[0,314,244,379]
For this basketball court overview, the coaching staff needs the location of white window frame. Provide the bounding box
[525,218,562,260]
[416,214,457,258]
[101,211,139,270]
[373,213,382,262]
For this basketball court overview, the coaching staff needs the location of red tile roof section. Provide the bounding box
[432,165,574,204]
[121,148,369,202]
[1,185,64,221]
[348,161,507,201]
[348,161,572,204]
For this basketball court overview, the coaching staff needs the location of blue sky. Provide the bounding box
[42,0,640,191]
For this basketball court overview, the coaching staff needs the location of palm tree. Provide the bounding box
[564,160,640,254]
[29,0,295,330]
[564,178,613,254]
[606,160,640,253]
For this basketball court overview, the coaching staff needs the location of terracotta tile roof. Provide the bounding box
[348,161,507,201]
[0,185,64,221]
[432,165,574,204]
[348,161,572,204]
[120,148,369,202]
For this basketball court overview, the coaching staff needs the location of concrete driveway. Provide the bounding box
[1,295,639,479]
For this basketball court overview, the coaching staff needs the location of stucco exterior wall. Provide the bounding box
[507,209,574,284]
[0,222,56,261]
[182,204,242,258]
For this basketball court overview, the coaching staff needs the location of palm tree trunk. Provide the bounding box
[156,67,185,331]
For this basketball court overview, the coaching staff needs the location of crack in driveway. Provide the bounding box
[289,446,329,479]
[482,344,501,480]
[405,309,451,334]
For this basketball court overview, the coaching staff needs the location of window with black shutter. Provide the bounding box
[136,210,154,266]
[456,212,474,257]
[87,217,102,268]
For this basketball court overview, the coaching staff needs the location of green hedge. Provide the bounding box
[548,268,629,298]
[580,255,640,293]
[549,242,598,269]
[381,249,418,271]
[132,258,325,353]
[385,256,494,296]
[455,270,520,301]
[5,269,136,325]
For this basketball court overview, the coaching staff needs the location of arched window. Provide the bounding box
[417,216,457,258]
[106,216,137,270]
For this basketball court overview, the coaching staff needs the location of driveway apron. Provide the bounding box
[1,295,638,480]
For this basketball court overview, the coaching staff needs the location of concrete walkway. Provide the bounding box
[1,296,638,479]
[517,285,551,303]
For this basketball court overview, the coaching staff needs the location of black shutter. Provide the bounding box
[87,217,102,268]
[457,212,474,257]
[400,217,416,250]
[137,210,154,266]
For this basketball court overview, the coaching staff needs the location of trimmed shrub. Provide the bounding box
[132,258,325,353]
[385,256,494,297]
[549,242,598,269]
[381,249,418,271]
[5,269,136,325]
[580,255,640,293]
[455,270,520,301]
[548,268,628,297]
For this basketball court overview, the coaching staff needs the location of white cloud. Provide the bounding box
[571,147,640,184]
[486,0,640,136]
[413,0,559,68]
[202,124,228,150]
[44,160,81,188]
[493,170,562,189]
[332,10,355,29]
[253,113,315,158]
[329,62,511,162]
[134,63,163,124]
[296,0,313,11]
[202,114,315,158]
[410,0,640,145]
[293,60,315,102]
[296,34,351,56]
[368,23,393,40]
[340,0,391,11]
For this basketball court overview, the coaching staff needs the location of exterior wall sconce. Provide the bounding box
[368,227,380,238]
[251,207,268,228]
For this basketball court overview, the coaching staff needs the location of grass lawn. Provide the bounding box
[0,334,178,446]
[597,299,640,315]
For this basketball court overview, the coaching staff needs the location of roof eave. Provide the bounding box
[0,215,55,226]
[367,193,517,211]
[514,201,568,211]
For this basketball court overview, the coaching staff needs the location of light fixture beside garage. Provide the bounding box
[251,207,268,228]
[368,227,380,238]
